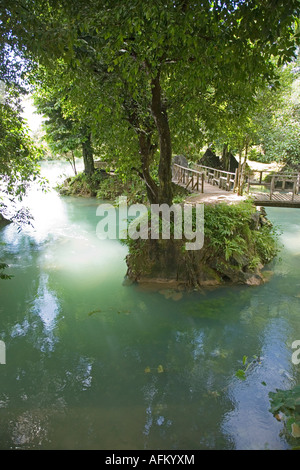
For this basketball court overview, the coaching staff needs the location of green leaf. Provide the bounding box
[235,369,246,380]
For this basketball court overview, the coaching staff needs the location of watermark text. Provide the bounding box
[0,340,6,365]
[292,340,300,365]
[96,196,204,251]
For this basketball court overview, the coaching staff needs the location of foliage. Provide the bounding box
[34,93,84,157]
[204,201,279,268]
[235,354,264,381]
[96,175,147,204]
[57,170,105,197]
[57,170,148,203]
[253,223,281,265]
[1,0,299,204]
[251,58,300,164]
[199,201,280,277]
[33,71,96,175]
[0,262,12,280]
[269,385,300,442]
[123,201,280,283]
[0,97,42,198]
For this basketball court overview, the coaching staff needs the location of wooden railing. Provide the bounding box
[248,172,300,201]
[172,164,205,193]
[193,164,237,191]
[94,160,108,169]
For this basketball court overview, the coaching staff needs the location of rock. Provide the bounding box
[198,148,221,168]
[125,204,276,291]
[172,155,189,168]
[159,288,173,299]
[171,292,183,301]
[136,278,185,293]
[245,274,263,286]
[250,211,261,230]
[158,288,183,300]
[226,153,239,173]
[122,276,135,286]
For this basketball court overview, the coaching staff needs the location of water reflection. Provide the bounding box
[31,273,60,351]
[1,164,300,449]
[222,317,293,450]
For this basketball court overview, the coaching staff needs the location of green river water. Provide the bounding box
[0,161,300,450]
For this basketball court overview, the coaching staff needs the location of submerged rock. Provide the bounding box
[158,289,183,301]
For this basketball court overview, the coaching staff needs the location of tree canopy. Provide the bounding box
[0,89,41,198]
[0,0,299,203]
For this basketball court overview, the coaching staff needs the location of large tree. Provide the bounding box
[1,0,299,204]
[34,89,95,176]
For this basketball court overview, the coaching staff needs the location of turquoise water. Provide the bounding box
[0,162,300,450]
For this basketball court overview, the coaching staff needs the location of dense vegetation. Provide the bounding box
[0,1,300,443]
[0,0,299,288]
[0,0,299,275]
[123,200,280,288]
[1,0,299,204]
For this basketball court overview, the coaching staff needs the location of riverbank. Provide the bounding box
[57,169,189,203]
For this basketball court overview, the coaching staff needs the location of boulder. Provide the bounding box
[198,148,221,168]
[172,155,189,168]
[226,153,239,173]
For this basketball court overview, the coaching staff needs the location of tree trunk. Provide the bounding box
[82,132,95,176]
[150,73,173,205]
[67,150,77,176]
[138,132,159,204]
[239,141,249,196]
[221,143,229,171]
[123,95,159,204]
[237,149,243,195]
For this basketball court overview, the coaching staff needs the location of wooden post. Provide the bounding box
[234,168,238,192]
[270,176,275,200]
[292,180,295,201]
[292,177,297,201]
[247,177,250,193]
[226,173,230,191]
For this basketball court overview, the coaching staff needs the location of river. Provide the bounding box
[0,161,300,450]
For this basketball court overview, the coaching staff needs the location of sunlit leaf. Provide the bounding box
[235,369,246,380]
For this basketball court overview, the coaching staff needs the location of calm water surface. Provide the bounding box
[0,161,300,450]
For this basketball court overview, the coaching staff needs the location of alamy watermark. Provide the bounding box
[0,340,6,365]
[292,340,300,365]
[0,80,6,105]
[95,196,204,251]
